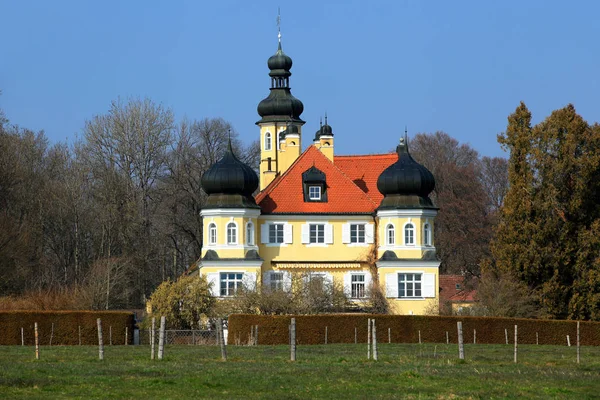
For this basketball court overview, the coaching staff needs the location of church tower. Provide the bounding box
[256,29,305,191]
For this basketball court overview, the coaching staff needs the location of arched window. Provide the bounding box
[423,223,431,246]
[208,223,217,245]
[227,222,237,245]
[404,223,415,245]
[246,221,254,246]
[264,132,272,151]
[386,224,395,245]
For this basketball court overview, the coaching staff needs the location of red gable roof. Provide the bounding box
[256,146,387,214]
[334,153,397,206]
[439,275,478,303]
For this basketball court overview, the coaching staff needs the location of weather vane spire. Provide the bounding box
[277,8,281,43]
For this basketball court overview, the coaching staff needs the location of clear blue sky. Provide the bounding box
[1,0,599,158]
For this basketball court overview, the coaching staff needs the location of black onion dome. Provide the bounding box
[201,140,259,208]
[267,42,293,75]
[257,90,304,119]
[314,123,333,141]
[377,137,436,209]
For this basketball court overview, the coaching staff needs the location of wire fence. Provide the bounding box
[139,329,219,346]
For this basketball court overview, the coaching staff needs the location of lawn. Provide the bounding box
[0,343,599,399]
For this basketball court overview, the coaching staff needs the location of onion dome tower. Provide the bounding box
[201,138,260,209]
[312,114,335,161]
[377,137,436,210]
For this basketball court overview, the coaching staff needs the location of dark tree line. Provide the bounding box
[0,97,259,308]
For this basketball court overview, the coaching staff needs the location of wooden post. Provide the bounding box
[49,323,54,346]
[157,316,166,360]
[355,327,357,344]
[109,326,112,345]
[567,335,571,347]
[325,326,328,344]
[388,327,391,344]
[150,318,156,360]
[577,321,580,364]
[34,323,39,360]
[78,326,81,346]
[21,327,24,346]
[446,331,449,345]
[514,325,518,364]
[505,328,508,345]
[372,319,378,361]
[255,325,259,346]
[473,329,476,344]
[536,331,539,345]
[218,318,227,361]
[125,327,128,345]
[290,318,296,361]
[367,318,371,360]
[457,321,464,360]
[418,330,422,344]
[97,318,104,361]
[192,330,196,345]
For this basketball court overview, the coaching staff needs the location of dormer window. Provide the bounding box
[302,166,327,202]
[308,186,321,200]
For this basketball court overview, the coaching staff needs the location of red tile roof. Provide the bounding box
[256,146,395,213]
[439,275,478,303]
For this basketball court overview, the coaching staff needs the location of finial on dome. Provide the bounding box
[325,112,328,126]
[227,129,233,153]
[277,8,282,45]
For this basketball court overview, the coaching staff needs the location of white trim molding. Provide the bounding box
[377,209,438,218]
[377,260,440,269]
[201,208,261,218]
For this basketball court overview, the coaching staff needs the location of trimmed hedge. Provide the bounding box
[0,311,135,346]
[228,314,600,346]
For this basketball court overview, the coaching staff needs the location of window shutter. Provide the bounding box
[365,271,373,293]
[262,271,271,290]
[283,271,292,291]
[365,223,374,243]
[323,272,333,287]
[261,224,268,244]
[342,223,350,243]
[385,273,398,298]
[325,224,334,244]
[243,272,257,292]
[423,273,436,298]
[343,272,352,296]
[284,224,293,244]
[206,273,220,297]
[301,224,310,244]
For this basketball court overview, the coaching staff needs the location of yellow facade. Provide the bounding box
[313,135,334,161]
[258,123,303,190]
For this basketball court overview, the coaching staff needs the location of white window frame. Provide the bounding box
[270,272,284,291]
[398,273,422,298]
[269,223,285,244]
[208,223,217,245]
[246,221,255,246]
[386,223,395,245]
[264,131,272,151]
[351,273,366,299]
[350,223,366,243]
[226,222,238,245]
[308,185,321,200]
[404,222,415,246]
[220,272,244,297]
[309,223,325,244]
[423,222,431,246]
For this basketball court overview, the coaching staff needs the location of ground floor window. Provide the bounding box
[351,274,366,298]
[398,273,422,298]
[220,272,243,296]
[270,272,283,291]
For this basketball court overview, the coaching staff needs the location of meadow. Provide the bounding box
[0,343,599,399]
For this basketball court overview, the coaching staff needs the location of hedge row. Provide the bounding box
[0,311,135,346]
[228,314,600,346]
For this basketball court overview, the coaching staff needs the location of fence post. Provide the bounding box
[78,326,82,346]
[21,327,24,346]
[505,328,508,345]
[473,329,476,344]
[388,327,391,344]
[355,327,357,344]
[151,317,156,360]
[34,322,39,360]
[97,318,104,361]
[125,327,128,345]
[218,318,227,361]
[418,330,422,344]
[367,318,371,360]
[372,319,378,361]
[255,325,259,346]
[290,318,296,361]
[157,316,166,360]
[577,321,580,364]
[457,321,464,360]
[567,335,571,347]
[446,331,449,345]
[49,323,54,346]
[109,326,112,346]
[514,325,518,364]
[536,331,539,345]
[325,326,328,345]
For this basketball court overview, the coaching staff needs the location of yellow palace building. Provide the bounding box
[198,33,440,315]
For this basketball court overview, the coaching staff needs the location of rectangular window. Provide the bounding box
[308,186,321,200]
[270,272,283,291]
[220,273,243,296]
[350,224,365,243]
[351,274,366,298]
[269,224,284,243]
[398,273,422,298]
[309,224,325,243]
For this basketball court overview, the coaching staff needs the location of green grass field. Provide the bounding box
[0,343,599,399]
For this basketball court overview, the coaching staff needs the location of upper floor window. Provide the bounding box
[227,222,237,245]
[398,273,422,298]
[404,223,415,245]
[246,222,254,246]
[264,132,272,151]
[351,274,366,298]
[269,224,284,243]
[208,223,217,245]
[350,224,365,243]
[386,224,395,245]
[308,186,321,200]
[309,224,325,244]
[423,223,431,246]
